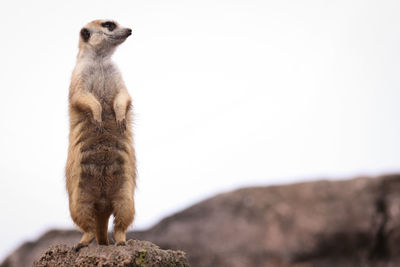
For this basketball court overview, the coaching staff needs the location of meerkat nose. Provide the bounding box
[126,28,132,36]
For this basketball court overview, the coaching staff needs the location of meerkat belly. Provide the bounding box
[77,98,128,203]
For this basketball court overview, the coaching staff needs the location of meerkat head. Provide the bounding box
[78,20,132,57]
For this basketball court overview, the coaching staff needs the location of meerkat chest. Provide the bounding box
[86,63,120,104]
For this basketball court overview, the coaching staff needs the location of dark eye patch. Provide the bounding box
[101,21,116,31]
[80,28,91,42]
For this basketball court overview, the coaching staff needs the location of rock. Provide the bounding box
[2,174,400,267]
[133,174,400,266]
[33,240,189,267]
[1,230,81,267]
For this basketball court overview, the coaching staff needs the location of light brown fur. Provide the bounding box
[65,20,135,249]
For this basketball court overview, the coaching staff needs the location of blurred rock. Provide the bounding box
[1,230,81,267]
[2,174,400,267]
[33,240,188,267]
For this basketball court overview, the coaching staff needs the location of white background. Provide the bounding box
[1,0,399,261]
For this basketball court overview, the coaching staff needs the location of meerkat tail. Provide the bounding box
[95,212,110,245]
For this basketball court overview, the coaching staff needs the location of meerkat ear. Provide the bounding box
[80,28,91,42]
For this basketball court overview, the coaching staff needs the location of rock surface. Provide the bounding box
[2,174,400,267]
[33,240,188,267]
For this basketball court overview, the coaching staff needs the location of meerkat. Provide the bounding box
[65,19,135,250]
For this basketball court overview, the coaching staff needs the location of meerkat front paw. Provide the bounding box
[116,118,127,133]
[116,241,126,246]
[92,108,103,123]
[94,120,104,133]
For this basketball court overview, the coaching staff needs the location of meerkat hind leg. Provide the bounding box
[74,231,95,252]
[70,201,97,251]
[112,198,135,246]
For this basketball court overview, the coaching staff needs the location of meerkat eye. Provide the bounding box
[101,21,116,31]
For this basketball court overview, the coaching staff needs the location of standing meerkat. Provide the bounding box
[65,19,135,250]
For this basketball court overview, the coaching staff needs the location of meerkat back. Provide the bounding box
[65,19,136,250]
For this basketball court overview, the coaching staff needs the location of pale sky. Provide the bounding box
[1,0,400,261]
